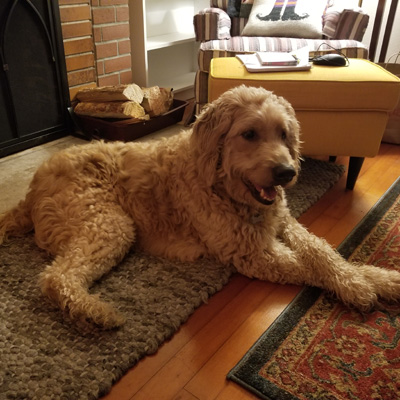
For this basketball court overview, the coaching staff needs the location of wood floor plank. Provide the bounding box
[215,383,260,400]
[184,285,301,400]
[173,389,200,400]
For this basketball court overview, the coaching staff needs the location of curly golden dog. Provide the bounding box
[1,85,400,329]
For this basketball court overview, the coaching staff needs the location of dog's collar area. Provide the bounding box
[245,180,277,205]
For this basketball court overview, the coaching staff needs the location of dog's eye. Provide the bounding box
[281,130,287,141]
[242,130,257,141]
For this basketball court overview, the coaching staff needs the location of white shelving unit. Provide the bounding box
[129,0,209,98]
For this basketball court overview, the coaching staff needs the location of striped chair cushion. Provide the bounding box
[210,0,229,10]
[323,9,369,41]
[198,37,368,73]
[194,8,231,41]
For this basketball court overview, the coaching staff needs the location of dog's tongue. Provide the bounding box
[255,184,277,201]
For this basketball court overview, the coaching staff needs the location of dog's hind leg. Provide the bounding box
[0,197,34,244]
[39,206,135,329]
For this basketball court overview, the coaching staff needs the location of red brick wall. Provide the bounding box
[59,0,132,100]
[91,0,132,87]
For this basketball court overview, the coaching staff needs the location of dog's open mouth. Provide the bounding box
[245,181,278,205]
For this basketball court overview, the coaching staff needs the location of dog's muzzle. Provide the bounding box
[272,164,296,186]
[245,164,296,206]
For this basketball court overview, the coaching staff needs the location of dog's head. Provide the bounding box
[190,85,301,207]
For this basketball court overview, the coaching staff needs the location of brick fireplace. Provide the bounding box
[59,0,132,100]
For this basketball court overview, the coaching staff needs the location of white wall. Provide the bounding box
[361,0,400,62]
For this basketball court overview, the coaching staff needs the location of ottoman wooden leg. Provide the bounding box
[347,157,365,190]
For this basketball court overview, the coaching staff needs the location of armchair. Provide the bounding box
[193,0,369,112]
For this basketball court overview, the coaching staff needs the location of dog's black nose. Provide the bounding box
[273,164,296,185]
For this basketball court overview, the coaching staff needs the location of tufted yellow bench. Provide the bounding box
[208,58,400,189]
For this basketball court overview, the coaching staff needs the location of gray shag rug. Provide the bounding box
[0,158,344,400]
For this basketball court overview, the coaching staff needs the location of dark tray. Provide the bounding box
[74,99,188,142]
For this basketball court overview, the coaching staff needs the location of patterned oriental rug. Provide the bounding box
[0,158,343,400]
[228,177,400,400]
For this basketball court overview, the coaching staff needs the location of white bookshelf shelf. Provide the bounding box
[129,0,208,96]
[147,32,196,51]
[149,72,196,92]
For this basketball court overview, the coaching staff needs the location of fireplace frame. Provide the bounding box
[0,0,71,158]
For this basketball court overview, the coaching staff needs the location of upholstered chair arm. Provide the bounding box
[194,8,231,42]
[323,8,369,41]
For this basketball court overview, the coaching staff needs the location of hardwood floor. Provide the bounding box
[100,142,399,400]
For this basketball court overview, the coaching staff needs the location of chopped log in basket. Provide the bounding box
[74,84,174,120]
[142,86,173,117]
[76,83,144,104]
[74,101,148,120]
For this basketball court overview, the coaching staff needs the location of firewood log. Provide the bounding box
[74,101,148,119]
[141,86,173,117]
[76,84,144,103]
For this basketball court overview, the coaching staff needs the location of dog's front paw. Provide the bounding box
[372,267,400,304]
[337,265,400,311]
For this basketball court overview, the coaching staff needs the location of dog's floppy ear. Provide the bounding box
[276,95,302,165]
[190,99,233,186]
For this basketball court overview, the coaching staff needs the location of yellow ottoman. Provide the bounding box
[208,58,400,189]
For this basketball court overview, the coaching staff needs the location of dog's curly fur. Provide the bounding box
[1,85,400,329]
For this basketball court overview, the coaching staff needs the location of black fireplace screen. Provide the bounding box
[0,0,70,157]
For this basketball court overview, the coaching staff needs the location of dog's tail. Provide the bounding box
[0,198,33,244]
